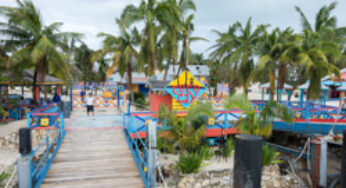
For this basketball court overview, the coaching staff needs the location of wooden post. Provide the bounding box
[35,86,40,104]
[311,136,327,188]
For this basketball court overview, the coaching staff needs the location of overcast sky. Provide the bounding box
[2,0,346,56]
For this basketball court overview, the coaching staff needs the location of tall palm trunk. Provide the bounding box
[163,56,172,81]
[269,70,275,101]
[127,62,134,102]
[32,68,38,105]
[150,51,156,76]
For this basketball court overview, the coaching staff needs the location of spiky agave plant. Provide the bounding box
[224,94,293,137]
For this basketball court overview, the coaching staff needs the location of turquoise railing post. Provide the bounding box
[224,113,227,128]
[305,101,309,122]
[60,113,65,138]
[27,113,31,128]
[130,115,134,133]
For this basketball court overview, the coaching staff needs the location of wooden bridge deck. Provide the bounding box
[41,128,143,188]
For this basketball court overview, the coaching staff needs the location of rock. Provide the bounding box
[209,177,219,185]
[201,179,209,187]
[273,179,281,187]
[220,176,231,185]
[193,183,202,188]
[177,180,185,188]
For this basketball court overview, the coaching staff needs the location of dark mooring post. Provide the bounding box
[341,129,346,188]
[234,134,263,188]
[18,128,32,188]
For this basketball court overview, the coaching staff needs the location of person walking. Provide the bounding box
[85,93,95,119]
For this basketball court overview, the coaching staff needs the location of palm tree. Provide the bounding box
[157,0,196,80]
[0,0,81,104]
[74,43,95,89]
[254,28,300,100]
[297,30,340,99]
[224,94,293,137]
[98,26,140,102]
[209,19,267,96]
[295,2,343,99]
[120,0,172,77]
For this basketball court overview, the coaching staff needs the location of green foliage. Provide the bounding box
[223,139,234,157]
[262,145,282,166]
[0,172,9,186]
[176,153,203,174]
[224,94,293,137]
[158,102,214,154]
[0,108,5,116]
[197,145,214,160]
[133,92,148,110]
[157,136,175,153]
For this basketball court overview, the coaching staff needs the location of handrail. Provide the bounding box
[123,113,149,188]
[18,103,65,188]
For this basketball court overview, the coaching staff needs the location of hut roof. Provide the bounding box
[0,69,64,86]
[259,81,293,89]
[298,81,329,90]
[146,80,170,91]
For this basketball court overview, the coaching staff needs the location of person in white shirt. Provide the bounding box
[85,93,95,118]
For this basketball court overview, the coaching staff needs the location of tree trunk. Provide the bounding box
[150,50,156,77]
[127,62,134,102]
[163,56,172,81]
[32,68,39,105]
[269,70,275,101]
[21,86,24,97]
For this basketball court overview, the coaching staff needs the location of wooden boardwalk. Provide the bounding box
[41,128,143,188]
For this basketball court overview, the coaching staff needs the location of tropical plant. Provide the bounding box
[222,138,234,158]
[224,94,293,137]
[74,43,96,88]
[0,171,9,186]
[98,24,140,102]
[197,145,214,160]
[158,0,194,80]
[295,2,344,99]
[0,0,82,103]
[176,153,203,173]
[209,18,267,96]
[158,102,214,153]
[157,136,175,153]
[262,145,282,166]
[120,0,173,76]
[254,27,301,100]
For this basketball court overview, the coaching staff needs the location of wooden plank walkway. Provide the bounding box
[41,128,143,188]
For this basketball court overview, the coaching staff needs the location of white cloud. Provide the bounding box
[1,0,346,54]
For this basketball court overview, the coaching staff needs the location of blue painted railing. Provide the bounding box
[26,103,65,188]
[123,112,150,188]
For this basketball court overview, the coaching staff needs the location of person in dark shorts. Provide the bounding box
[85,93,95,119]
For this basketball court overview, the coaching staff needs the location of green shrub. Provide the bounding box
[134,97,148,110]
[223,139,234,157]
[262,145,282,166]
[176,153,203,174]
[198,145,214,160]
[157,136,174,153]
[0,172,9,186]
[0,107,5,116]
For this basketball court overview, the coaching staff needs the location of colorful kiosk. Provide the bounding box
[0,69,64,120]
